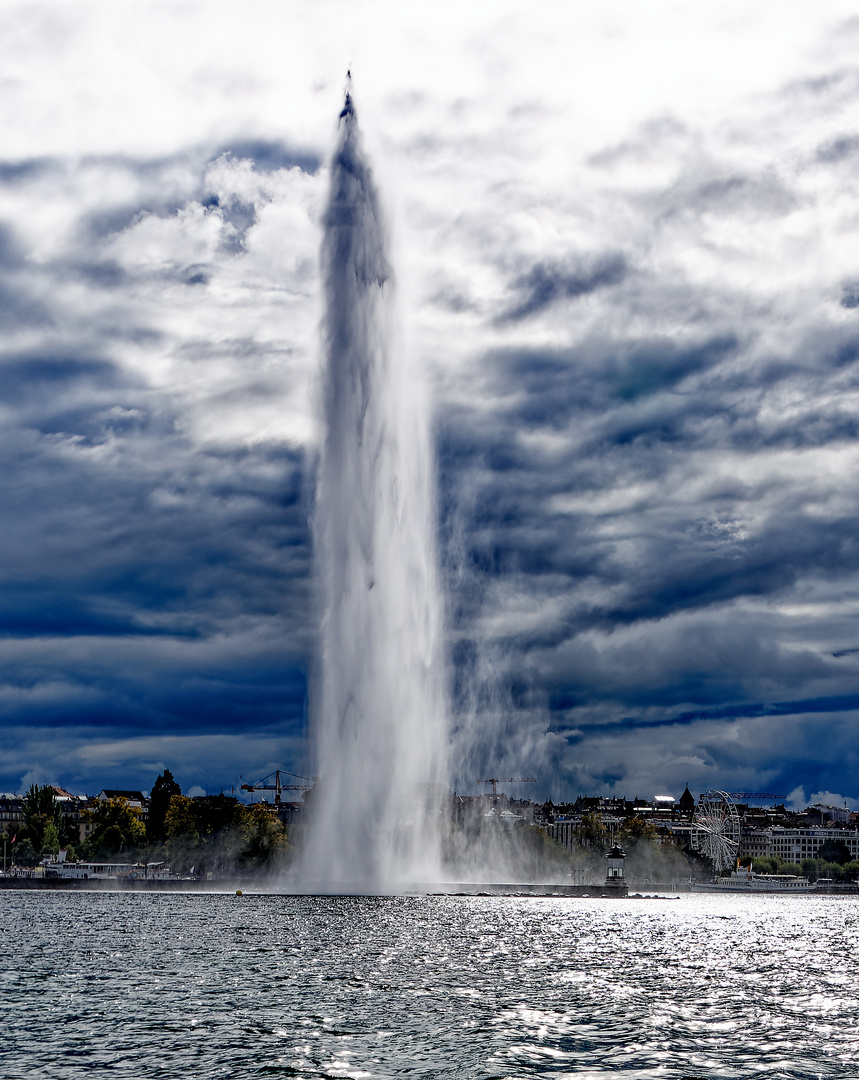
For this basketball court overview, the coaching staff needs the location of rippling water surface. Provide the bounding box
[2,891,857,1078]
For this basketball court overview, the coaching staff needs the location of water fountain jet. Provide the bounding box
[297,84,447,893]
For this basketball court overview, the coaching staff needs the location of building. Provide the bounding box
[0,794,24,833]
[804,804,851,825]
[768,826,859,863]
[546,813,625,850]
[738,828,772,859]
[677,786,696,819]
[51,788,93,846]
[652,795,677,819]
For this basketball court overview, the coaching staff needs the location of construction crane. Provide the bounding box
[240,770,312,807]
[726,792,787,802]
[477,777,536,798]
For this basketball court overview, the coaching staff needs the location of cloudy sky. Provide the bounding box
[2,0,859,807]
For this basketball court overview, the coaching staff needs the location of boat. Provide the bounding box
[690,865,814,893]
[45,861,180,882]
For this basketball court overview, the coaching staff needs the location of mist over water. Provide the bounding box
[297,89,447,890]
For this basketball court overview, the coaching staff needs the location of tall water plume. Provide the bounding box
[299,87,447,890]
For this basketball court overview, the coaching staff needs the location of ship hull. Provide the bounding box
[690,868,813,893]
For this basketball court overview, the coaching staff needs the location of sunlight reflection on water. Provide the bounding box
[1,891,857,1078]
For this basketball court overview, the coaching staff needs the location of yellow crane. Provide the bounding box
[240,770,311,807]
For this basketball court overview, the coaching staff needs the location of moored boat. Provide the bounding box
[690,865,814,893]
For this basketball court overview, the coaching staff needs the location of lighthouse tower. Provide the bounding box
[605,844,627,892]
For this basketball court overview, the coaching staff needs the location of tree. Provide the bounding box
[164,794,289,876]
[237,804,288,869]
[164,795,204,873]
[83,798,146,858]
[818,837,850,865]
[21,785,63,853]
[164,794,197,839]
[843,860,859,881]
[619,817,658,847]
[575,811,608,849]
[41,822,60,857]
[165,793,245,841]
[146,770,182,843]
[196,794,245,836]
[801,858,820,880]
[13,838,38,866]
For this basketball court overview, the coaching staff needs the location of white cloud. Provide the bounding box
[807,789,857,808]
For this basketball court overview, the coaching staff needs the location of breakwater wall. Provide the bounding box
[431,882,629,898]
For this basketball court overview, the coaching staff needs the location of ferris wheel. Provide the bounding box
[694,790,741,872]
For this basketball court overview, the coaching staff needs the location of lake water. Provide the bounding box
[1,890,857,1078]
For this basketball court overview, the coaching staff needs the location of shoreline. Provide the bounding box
[0,876,632,897]
[4,875,855,896]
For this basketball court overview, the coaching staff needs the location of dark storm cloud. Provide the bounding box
[673,692,859,726]
[841,283,859,309]
[559,708,859,805]
[0,583,184,638]
[0,223,24,265]
[0,422,313,766]
[438,333,741,590]
[499,253,627,322]
[493,334,737,418]
[34,138,322,252]
[0,646,308,734]
[441,251,859,801]
[0,223,52,328]
[0,157,61,184]
[63,259,129,288]
[0,282,49,329]
[659,171,797,219]
[0,352,130,409]
[605,515,859,628]
[203,194,257,253]
[0,139,321,793]
[816,135,859,164]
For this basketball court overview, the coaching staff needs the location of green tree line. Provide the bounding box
[741,848,859,882]
[5,771,289,877]
[3,785,80,865]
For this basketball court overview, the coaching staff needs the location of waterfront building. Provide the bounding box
[660,821,696,847]
[0,794,24,832]
[52,789,94,845]
[768,826,859,862]
[658,819,859,865]
[738,828,772,859]
[545,815,623,851]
